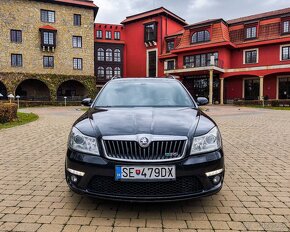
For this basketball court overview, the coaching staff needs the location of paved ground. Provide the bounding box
[0,106,289,232]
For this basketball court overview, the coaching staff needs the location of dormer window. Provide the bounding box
[245,26,257,39]
[144,22,157,42]
[191,30,210,43]
[282,21,290,34]
[167,40,175,52]
[106,31,112,39]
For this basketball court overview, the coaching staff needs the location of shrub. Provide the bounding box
[0,103,18,124]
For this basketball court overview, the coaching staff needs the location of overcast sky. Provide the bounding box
[94,0,290,24]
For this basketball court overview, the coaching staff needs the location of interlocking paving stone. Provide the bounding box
[0,106,289,231]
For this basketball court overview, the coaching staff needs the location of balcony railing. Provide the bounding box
[165,59,224,72]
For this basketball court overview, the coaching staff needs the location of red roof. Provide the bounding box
[228,7,290,24]
[185,19,224,28]
[56,0,96,7]
[35,0,97,8]
[165,30,184,38]
[121,7,187,25]
[39,25,57,31]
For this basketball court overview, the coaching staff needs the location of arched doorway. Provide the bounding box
[0,81,8,99]
[57,80,88,101]
[16,79,50,101]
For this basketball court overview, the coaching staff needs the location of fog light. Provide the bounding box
[70,175,78,183]
[212,175,221,185]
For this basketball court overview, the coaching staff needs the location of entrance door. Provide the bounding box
[147,50,157,77]
[279,77,290,99]
[183,75,220,102]
[244,79,259,100]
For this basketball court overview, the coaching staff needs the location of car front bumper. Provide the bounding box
[65,149,225,202]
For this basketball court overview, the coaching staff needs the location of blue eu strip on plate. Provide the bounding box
[115,166,122,180]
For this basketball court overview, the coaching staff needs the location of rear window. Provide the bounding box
[94,80,194,107]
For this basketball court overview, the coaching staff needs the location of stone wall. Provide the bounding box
[0,0,95,76]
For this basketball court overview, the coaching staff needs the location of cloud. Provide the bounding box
[93,0,290,24]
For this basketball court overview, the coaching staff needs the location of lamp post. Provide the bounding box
[8,94,15,103]
[64,96,67,107]
[16,95,20,109]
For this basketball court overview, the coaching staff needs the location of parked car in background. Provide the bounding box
[66,78,224,201]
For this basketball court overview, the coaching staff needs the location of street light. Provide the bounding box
[64,96,67,107]
[8,94,14,103]
[16,95,20,109]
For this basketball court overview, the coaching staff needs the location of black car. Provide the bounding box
[66,78,224,202]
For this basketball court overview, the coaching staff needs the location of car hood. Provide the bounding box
[74,107,216,138]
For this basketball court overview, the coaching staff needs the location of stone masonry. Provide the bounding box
[0,0,97,100]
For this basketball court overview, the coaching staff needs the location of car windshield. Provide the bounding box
[94,80,195,108]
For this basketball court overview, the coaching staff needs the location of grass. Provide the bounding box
[0,112,39,130]
[243,105,290,110]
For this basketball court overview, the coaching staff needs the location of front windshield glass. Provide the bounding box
[94,80,195,107]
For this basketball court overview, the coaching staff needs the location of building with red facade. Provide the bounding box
[95,7,290,104]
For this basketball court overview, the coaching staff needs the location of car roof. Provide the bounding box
[110,77,178,82]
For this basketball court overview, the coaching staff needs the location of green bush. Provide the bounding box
[0,103,18,123]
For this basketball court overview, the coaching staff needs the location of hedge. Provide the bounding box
[0,103,18,123]
[233,99,290,107]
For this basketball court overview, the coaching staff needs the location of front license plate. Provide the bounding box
[115,166,176,181]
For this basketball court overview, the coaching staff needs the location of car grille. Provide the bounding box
[88,176,203,197]
[102,139,187,161]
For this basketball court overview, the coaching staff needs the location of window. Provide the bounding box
[114,49,121,62]
[106,31,112,39]
[97,66,105,78]
[114,67,121,77]
[114,31,120,40]
[74,14,81,26]
[43,56,54,68]
[72,36,82,48]
[97,48,105,61]
[144,23,157,42]
[106,67,113,79]
[96,30,102,39]
[282,46,290,60]
[148,50,157,77]
[41,10,55,23]
[166,60,175,70]
[245,27,257,39]
[10,30,22,43]
[11,54,22,67]
[42,31,55,46]
[106,49,112,62]
[73,58,82,70]
[244,49,258,64]
[191,30,210,43]
[167,41,175,52]
[184,52,218,67]
[282,21,290,34]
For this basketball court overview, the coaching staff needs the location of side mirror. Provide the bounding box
[81,98,92,107]
[196,97,209,106]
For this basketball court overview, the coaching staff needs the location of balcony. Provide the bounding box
[164,59,225,75]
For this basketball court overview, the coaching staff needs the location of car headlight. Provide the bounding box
[190,126,221,155]
[68,127,100,155]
